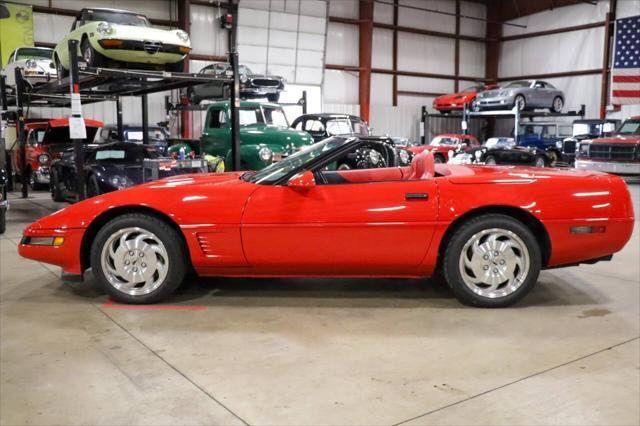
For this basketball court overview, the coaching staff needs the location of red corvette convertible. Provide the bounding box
[19,137,634,307]
[433,83,497,114]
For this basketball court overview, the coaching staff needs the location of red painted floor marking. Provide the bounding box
[102,299,207,311]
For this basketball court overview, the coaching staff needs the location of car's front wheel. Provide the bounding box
[81,38,106,68]
[50,169,65,202]
[514,95,526,111]
[551,96,563,113]
[442,214,541,308]
[534,155,547,168]
[90,214,188,304]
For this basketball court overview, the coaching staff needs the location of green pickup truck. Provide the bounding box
[171,101,313,170]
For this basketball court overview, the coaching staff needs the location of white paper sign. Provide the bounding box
[69,116,87,139]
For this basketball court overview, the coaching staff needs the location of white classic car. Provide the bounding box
[53,8,191,76]
[3,47,57,90]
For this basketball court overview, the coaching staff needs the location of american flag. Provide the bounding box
[611,15,640,105]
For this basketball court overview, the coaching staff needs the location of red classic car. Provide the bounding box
[408,134,481,163]
[575,116,640,175]
[11,118,103,189]
[433,83,497,114]
[18,136,634,308]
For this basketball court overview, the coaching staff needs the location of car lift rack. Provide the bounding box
[0,2,240,202]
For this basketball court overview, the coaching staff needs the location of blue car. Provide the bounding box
[515,122,572,166]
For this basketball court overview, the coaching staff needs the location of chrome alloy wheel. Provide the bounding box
[82,43,93,64]
[552,97,563,112]
[458,228,530,299]
[100,227,169,296]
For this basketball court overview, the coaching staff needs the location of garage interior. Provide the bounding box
[1,0,639,425]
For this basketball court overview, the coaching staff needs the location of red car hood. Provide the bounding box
[583,135,640,144]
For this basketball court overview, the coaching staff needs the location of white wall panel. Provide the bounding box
[544,75,602,118]
[190,4,227,57]
[459,40,485,78]
[398,0,455,34]
[397,33,455,74]
[328,0,358,19]
[372,29,393,69]
[371,73,392,105]
[617,0,640,19]
[397,76,453,94]
[326,22,358,66]
[323,70,358,104]
[499,28,604,77]
[502,2,608,37]
[300,0,328,18]
[33,13,74,44]
[374,1,394,24]
[460,1,486,38]
[369,105,423,140]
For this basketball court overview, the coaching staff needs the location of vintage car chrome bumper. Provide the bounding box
[34,166,50,184]
[575,160,640,175]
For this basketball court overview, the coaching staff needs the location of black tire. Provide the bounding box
[434,154,446,164]
[81,37,106,68]
[0,208,5,234]
[167,59,184,73]
[546,150,559,167]
[514,95,526,111]
[86,174,101,198]
[551,96,563,113]
[55,54,68,80]
[442,214,541,308]
[485,155,497,165]
[533,155,547,168]
[51,169,65,202]
[90,213,188,304]
[267,93,280,103]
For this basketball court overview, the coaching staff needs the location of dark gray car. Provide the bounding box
[187,63,285,104]
[474,80,564,112]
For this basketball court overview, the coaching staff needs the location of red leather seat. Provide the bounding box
[406,150,435,180]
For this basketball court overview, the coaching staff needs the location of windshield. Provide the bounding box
[244,137,347,185]
[326,119,353,136]
[94,146,159,163]
[430,136,459,146]
[505,81,531,88]
[518,124,554,137]
[44,126,99,144]
[461,85,482,93]
[84,10,150,27]
[16,48,52,61]
[617,121,640,135]
[263,106,288,126]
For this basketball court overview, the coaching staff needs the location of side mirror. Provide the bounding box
[287,170,315,191]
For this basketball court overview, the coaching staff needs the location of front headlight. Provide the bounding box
[38,154,50,165]
[578,143,589,153]
[240,74,248,83]
[398,149,410,165]
[499,90,508,96]
[369,150,381,165]
[96,22,113,36]
[555,140,563,149]
[176,30,190,43]
[25,59,37,69]
[110,175,132,189]
[258,147,273,162]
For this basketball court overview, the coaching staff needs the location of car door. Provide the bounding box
[200,108,230,158]
[241,178,439,274]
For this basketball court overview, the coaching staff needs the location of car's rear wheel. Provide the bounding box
[91,214,188,304]
[514,95,526,111]
[442,214,541,308]
[547,150,559,167]
[551,96,563,113]
[86,174,101,198]
[51,169,65,202]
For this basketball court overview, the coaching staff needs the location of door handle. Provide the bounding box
[405,193,429,201]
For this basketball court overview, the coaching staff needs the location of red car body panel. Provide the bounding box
[18,165,634,279]
[433,84,497,112]
[11,118,104,176]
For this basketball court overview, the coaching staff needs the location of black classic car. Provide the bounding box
[187,63,285,104]
[451,137,550,167]
[98,124,170,155]
[291,113,371,143]
[561,119,620,164]
[336,136,412,170]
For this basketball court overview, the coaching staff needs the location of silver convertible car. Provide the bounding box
[474,80,564,112]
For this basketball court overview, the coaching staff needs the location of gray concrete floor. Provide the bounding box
[1,181,639,426]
